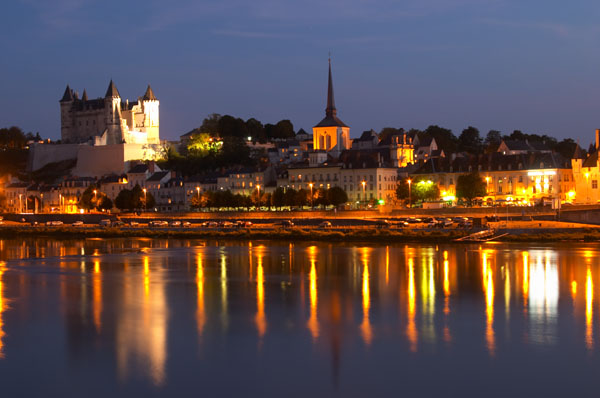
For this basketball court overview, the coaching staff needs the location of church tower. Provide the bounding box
[312,59,351,156]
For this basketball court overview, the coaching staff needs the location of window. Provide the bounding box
[518,176,523,183]
[379,175,381,181]
[370,175,373,182]
[369,184,373,191]
[593,180,598,189]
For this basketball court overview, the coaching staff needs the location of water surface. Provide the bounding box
[0,238,598,397]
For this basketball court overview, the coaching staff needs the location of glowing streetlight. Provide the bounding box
[93,189,97,211]
[361,180,366,208]
[407,179,412,209]
[256,184,261,207]
[142,188,147,212]
[309,183,314,209]
[18,193,22,214]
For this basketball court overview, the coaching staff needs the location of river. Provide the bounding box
[0,238,598,397]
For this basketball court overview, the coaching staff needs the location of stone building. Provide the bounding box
[60,81,159,145]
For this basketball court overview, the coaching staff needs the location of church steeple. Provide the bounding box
[326,58,336,118]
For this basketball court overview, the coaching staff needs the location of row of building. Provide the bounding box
[3,60,600,213]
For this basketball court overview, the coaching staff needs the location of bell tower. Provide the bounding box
[312,59,351,156]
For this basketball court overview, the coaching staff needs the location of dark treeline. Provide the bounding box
[0,126,41,176]
[191,187,348,210]
[378,126,581,160]
[160,113,299,175]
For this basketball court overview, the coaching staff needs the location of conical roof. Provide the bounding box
[105,80,121,98]
[82,89,88,101]
[60,85,73,102]
[573,144,586,160]
[143,84,157,101]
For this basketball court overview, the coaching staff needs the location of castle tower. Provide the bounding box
[141,85,160,144]
[60,85,74,142]
[104,80,123,144]
[312,59,351,156]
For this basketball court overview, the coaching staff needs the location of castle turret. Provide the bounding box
[140,84,160,144]
[60,85,74,142]
[104,80,123,144]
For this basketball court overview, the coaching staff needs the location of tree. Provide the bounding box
[131,184,155,210]
[395,178,411,201]
[413,179,440,201]
[484,130,502,152]
[553,138,579,159]
[246,118,265,142]
[99,197,113,211]
[115,189,133,211]
[271,187,286,209]
[273,120,295,139]
[424,125,458,153]
[456,172,486,206]
[458,126,482,154]
[327,187,348,207]
[79,185,101,210]
[198,113,221,135]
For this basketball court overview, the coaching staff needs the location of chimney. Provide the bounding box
[596,129,600,150]
[148,161,155,173]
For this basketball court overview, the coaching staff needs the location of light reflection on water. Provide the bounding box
[0,238,600,396]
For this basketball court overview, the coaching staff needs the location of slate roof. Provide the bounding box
[413,152,571,175]
[105,80,121,98]
[128,164,149,174]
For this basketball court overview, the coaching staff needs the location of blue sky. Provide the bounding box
[2,0,600,145]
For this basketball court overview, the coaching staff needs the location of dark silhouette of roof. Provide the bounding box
[105,80,121,98]
[128,164,149,174]
[147,171,169,182]
[356,130,378,142]
[414,152,571,175]
[583,151,598,168]
[314,59,348,128]
[573,144,586,160]
[143,85,157,101]
[82,89,88,101]
[60,85,73,102]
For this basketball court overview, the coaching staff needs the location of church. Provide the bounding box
[312,59,351,156]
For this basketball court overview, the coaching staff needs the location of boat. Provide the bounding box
[455,229,509,242]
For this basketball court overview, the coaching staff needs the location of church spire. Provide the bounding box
[326,58,336,117]
[82,89,88,101]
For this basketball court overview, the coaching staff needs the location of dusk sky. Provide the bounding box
[2,0,600,145]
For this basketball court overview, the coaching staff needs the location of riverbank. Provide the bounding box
[2,225,600,243]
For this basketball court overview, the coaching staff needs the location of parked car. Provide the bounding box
[129,221,139,226]
[169,220,181,227]
[220,221,234,228]
[111,221,125,227]
[46,221,63,226]
[182,221,192,228]
[72,221,84,227]
[99,219,112,227]
[149,220,168,227]
[201,221,218,227]
[319,221,332,228]
[236,221,252,228]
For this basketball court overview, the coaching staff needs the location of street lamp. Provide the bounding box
[361,180,366,209]
[93,189,97,211]
[142,188,147,212]
[18,194,22,214]
[195,186,200,210]
[309,183,313,210]
[407,179,412,209]
[256,184,261,208]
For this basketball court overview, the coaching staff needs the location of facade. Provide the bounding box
[572,131,599,204]
[312,60,351,155]
[60,81,159,145]
[413,152,574,205]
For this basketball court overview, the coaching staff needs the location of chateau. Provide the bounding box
[60,81,159,145]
